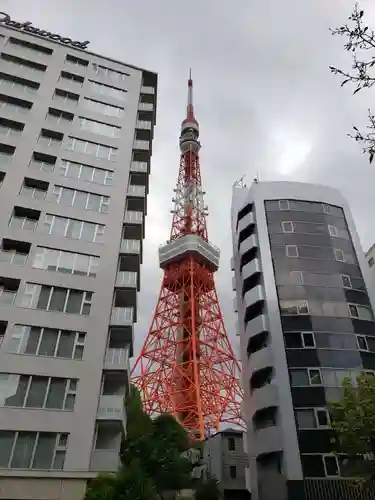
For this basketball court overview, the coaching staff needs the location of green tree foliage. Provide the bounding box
[330,4,375,163]
[85,385,220,500]
[329,372,375,488]
[194,476,221,500]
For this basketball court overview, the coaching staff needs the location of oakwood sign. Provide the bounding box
[0,12,90,49]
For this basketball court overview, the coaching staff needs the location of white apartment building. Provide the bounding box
[0,13,157,500]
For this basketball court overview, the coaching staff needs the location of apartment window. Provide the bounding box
[302,332,315,348]
[65,54,88,67]
[296,408,330,429]
[59,159,114,186]
[309,369,322,385]
[0,53,47,73]
[0,143,15,165]
[0,373,77,410]
[53,89,79,105]
[29,152,56,173]
[92,63,128,82]
[341,275,352,288]
[0,431,68,469]
[0,73,39,95]
[17,283,93,316]
[323,455,340,477]
[279,200,290,211]
[20,178,49,201]
[78,117,120,138]
[229,466,237,479]
[89,80,127,101]
[84,98,124,118]
[41,214,105,243]
[282,221,294,233]
[8,37,53,55]
[334,248,345,262]
[50,185,110,214]
[65,136,117,161]
[369,257,374,268]
[9,206,40,231]
[38,129,63,148]
[0,117,24,137]
[328,225,338,237]
[322,204,332,215]
[357,336,368,351]
[280,299,309,315]
[6,324,85,360]
[290,271,304,285]
[0,94,32,114]
[59,71,84,86]
[349,304,373,321]
[32,247,99,277]
[46,108,74,125]
[290,368,322,386]
[228,437,235,451]
[286,245,298,257]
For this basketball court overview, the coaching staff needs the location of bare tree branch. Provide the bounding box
[330,4,375,163]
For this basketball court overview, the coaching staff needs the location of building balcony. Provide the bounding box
[138,102,153,111]
[0,250,28,266]
[97,394,126,422]
[90,450,121,471]
[130,161,148,173]
[124,210,143,225]
[116,271,137,289]
[237,211,255,236]
[141,86,155,95]
[136,120,152,130]
[104,348,129,371]
[120,239,141,256]
[133,139,150,150]
[111,306,134,326]
[127,184,146,198]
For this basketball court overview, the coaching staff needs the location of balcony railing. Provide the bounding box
[9,216,37,231]
[120,239,141,254]
[0,250,27,266]
[0,289,16,306]
[97,395,125,420]
[0,126,22,138]
[127,184,146,197]
[138,102,153,111]
[130,161,148,173]
[105,348,129,367]
[136,120,151,130]
[133,139,149,150]
[90,450,120,471]
[111,307,133,325]
[141,86,155,95]
[116,271,137,288]
[0,153,13,167]
[124,210,143,224]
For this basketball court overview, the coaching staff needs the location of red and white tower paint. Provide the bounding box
[131,72,244,440]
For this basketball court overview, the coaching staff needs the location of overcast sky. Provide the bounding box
[3,0,375,359]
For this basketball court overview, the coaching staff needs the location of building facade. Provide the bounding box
[365,243,375,290]
[231,181,375,500]
[202,429,251,500]
[0,19,157,500]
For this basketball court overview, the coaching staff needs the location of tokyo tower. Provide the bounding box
[131,72,244,440]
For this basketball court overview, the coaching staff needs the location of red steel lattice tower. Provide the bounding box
[131,72,244,440]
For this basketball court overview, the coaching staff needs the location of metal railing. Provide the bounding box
[111,307,134,325]
[133,139,149,150]
[116,271,137,287]
[0,289,16,306]
[130,161,148,173]
[138,102,153,111]
[9,216,37,231]
[136,120,151,130]
[124,211,143,224]
[97,395,124,419]
[141,86,155,95]
[105,348,129,366]
[120,239,141,254]
[127,184,146,197]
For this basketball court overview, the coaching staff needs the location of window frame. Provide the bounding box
[282,221,294,233]
[334,248,345,262]
[341,274,352,289]
[286,245,298,258]
[308,368,322,385]
[323,454,340,477]
[328,225,338,237]
[302,332,315,348]
[278,200,290,211]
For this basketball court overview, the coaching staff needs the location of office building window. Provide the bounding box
[0,74,39,95]
[6,325,85,360]
[7,37,53,55]
[286,245,298,257]
[84,98,124,118]
[32,247,99,277]
[40,213,105,243]
[46,108,74,126]
[49,185,110,213]
[89,80,127,101]
[92,63,128,82]
[323,455,340,477]
[78,117,120,138]
[0,94,32,114]
[59,71,84,86]
[16,283,92,316]
[0,373,77,410]
[348,303,373,321]
[0,53,46,73]
[59,159,113,186]
[65,136,117,161]
[53,89,79,105]
[65,54,88,67]
[0,431,68,469]
[228,437,235,451]
[282,221,294,233]
[29,152,56,173]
